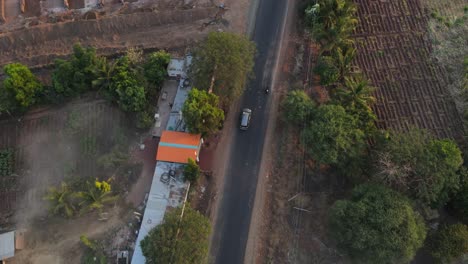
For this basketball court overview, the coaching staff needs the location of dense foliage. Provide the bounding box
[192,32,255,103]
[335,75,376,132]
[182,88,225,136]
[305,0,357,52]
[0,149,14,178]
[109,56,147,112]
[184,158,200,184]
[282,90,316,125]
[52,44,103,98]
[302,104,365,166]
[329,184,427,264]
[450,167,468,222]
[2,63,43,110]
[141,206,211,264]
[372,129,463,206]
[426,224,468,264]
[144,51,171,87]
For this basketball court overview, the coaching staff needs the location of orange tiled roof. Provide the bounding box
[156,131,202,163]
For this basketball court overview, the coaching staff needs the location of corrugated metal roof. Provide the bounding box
[0,231,15,260]
[131,162,189,264]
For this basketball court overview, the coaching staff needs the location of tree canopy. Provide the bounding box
[144,51,171,87]
[2,63,43,109]
[372,129,463,206]
[52,43,103,98]
[109,56,147,112]
[282,90,316,125]
[302,104,365,166]
[426,223,468,264]
[305,0,358,52]
[182,88,224,136]
[449,166,468,222]
[140,205,211,264]
[191,32,255,103]
[329,184,427,264]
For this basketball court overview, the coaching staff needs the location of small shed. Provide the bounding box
[0,231,15,261]
[156,131,202,163]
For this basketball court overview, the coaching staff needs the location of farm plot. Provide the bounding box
[0,96,140,227]
[352,0,464,141]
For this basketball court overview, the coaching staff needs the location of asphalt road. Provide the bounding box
[211,0,289,263]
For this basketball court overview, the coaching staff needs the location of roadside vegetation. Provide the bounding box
[191,31,256,106]
[274,0,468,262]
[141,205,211,264]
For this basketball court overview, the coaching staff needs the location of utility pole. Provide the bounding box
[169,182,191,263]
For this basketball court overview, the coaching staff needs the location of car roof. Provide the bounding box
[242,108,252,113]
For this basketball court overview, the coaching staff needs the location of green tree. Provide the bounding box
[184,158,200,184]
[182,88,225,136]
[302,104,365,166]
[144,51,171,87]
[76,179,117,214]
[305,0,358,52]
[110,56,147,112]
[314,55,340,86]
[336,75,375,110]
[44,182,77,218]
[449,167,468,222]
[52,43,104,98]
[373,129,463,206]
[426,224,468,264]
[92,57,117,92]
[329,184,427,264]
[315,46,356,86]
[282,90,316,125]
[191,32,255,103]
[140,205,211,264]
[3,63,43,108]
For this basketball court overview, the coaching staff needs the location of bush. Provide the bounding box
[3,63,43,109]
[135,110,154,129]
[314,55,339,86]
[282,90,316,125]
[184,158,200,184]
[0,149,14,177]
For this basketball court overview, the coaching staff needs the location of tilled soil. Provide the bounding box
[352,0,464,141]
[0,7,218,68]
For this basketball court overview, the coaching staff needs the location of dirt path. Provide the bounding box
[11,207,125,264]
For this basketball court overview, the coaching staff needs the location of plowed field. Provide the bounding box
[352,0,464,141]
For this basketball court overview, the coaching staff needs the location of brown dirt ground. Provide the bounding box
[0,96,147,262]
[0,0,250,70]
